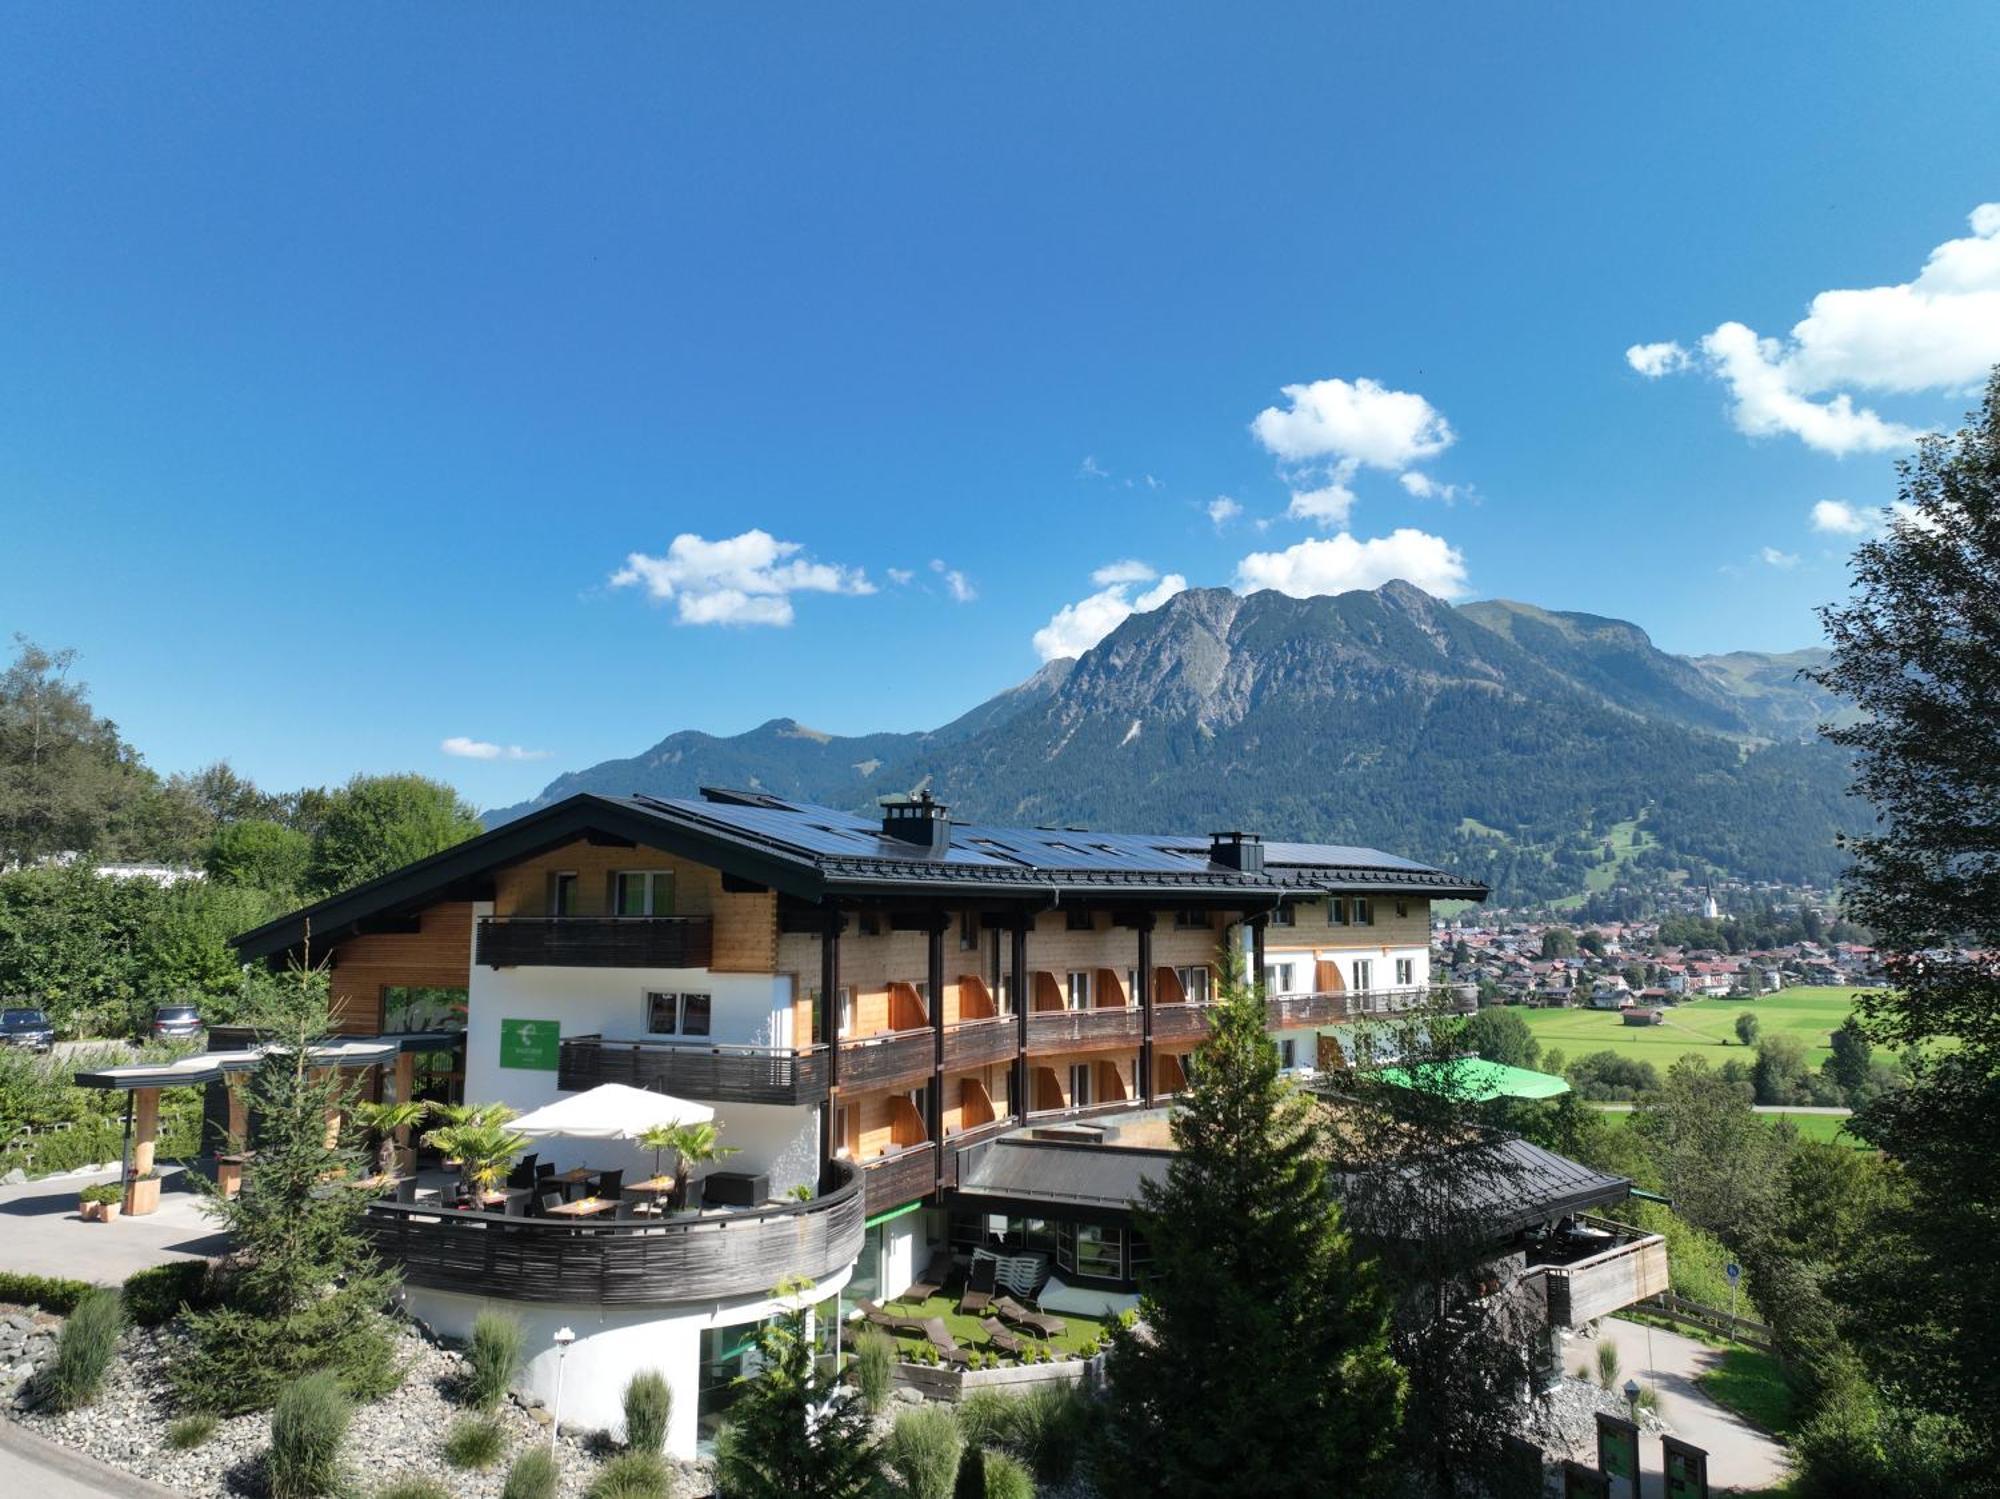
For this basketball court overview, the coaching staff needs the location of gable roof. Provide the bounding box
[234,788,1486,962]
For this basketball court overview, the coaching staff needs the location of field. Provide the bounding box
[1514,987,1864,1070]
[1596,1106,1861,1146]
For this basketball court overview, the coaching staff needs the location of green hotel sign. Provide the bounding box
[500,1018,560,1071]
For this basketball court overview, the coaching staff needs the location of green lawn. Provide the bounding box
[1517,987,1864,1070]
[874,1292,1110,1360]
[1697,1348,1799,1437]
[1596,1106,1862,1147]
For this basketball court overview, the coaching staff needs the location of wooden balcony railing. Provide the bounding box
[861,1144,937,1216]
[476,916,713,969]
[1026,1006,1143,1052]
[1264,990,1349,1029]
[361,1161,862,1305]
[943,1015,1018,1071]
[838,1028,935,1088]
[559,1035,828,1106]
[1150,1002,1214,1043]
[1537,1216,1671,1327]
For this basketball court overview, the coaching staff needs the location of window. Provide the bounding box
[959,911,980,951]
[1278,1039,1297,1070]
[833,1103,857,1159]
[1352,959,1374,993]
[1353,897,1374,926]
[1173,909,1209,931]
[614,870,673,916]
[1176,965,1211,1004]
[1395,898,1409,920]
[645,991,712,1037]
[1126,969,1144,1007]
[1057,1221,1124,1281]
[1327,897,1348,926]
[1065,971,1092,1010]
[1263,961,1297,995]
[1068,1064,1093,1107]
[1065,907,1094,932]
[1395,958,1415,987]
[1269,904,1295,928]
[997,974,1015,1014]
[550,872,578,916]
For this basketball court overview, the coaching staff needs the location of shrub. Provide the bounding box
[0,1270,90,1314]
[1012,1381,1096,1482]
[1596,1340,1621,1391]
[375,1480,451,1499]
[268,1371,351,1499]
[465,1309,527,1411]
[42,1285,124,1411]
[886,1406,963,1499]
[982,1451,1035,1499]
[623,1369,672,1452]
[124,1261,212,1327]
[79,1182,124,1207]
[955,1443,987,1499]
[501,1445,560,1499]
[443,1414,509,1470]
[585,1449,673,1499]
[166,1413,219,1450]
[957,1390,1016,1451]
[853,1326,896,1414]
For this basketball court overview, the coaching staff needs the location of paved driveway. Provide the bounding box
[0,1414,181,1498]
[0,1165,228,1284]
[1599,1317,1790,1495]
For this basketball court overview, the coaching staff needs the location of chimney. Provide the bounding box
[1208,831,1264,874]
[881,792,952,855]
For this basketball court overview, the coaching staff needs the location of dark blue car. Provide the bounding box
[0,1007,54,1054]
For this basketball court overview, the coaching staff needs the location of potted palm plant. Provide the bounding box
[350,1099,430,1178]
[429,1118,530,1205]
[666,1120,740,1213]
[423,1103,520,1200]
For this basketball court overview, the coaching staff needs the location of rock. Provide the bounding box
[2,1168,25,1185]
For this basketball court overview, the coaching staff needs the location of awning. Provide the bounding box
[1376,1058,1571,1102]
[510,1083,714,1140]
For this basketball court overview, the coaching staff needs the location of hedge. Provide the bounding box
[0,1260,213,1325]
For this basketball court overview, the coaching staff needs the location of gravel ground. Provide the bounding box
[4,1307,716,1498]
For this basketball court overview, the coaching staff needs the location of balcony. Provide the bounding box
[1535,1216,1671,1327]
[838,1028,934,1089]
[943,1015,1019,1071]
[476,916,713,969]
[1264,990,1348,1029]
[1026,1006,1143,1052]
[361,1160,863,1306]
[861,1143,938,1216]
[559,1035,828,1107]
[1150,1002,1213,1044]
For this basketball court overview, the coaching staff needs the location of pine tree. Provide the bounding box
[1096,962,1402,1498]
[714,1277,878,1499]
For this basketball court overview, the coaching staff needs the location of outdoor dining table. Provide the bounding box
[548,1167,598,1200]
[623,1175,675,1198]
[543,1195,617,1219]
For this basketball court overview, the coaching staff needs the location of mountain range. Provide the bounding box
[486,582,1864,907]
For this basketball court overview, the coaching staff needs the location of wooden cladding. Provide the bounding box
[327,902,474,1034]
[942,1016,1017,1071]
[477,916,713,969]
[1542,1224,1672,1327]
[955,975,998,1022]
[839,1028,934,1089]
[887,982,930,1032]
[1027,1006,1143,1052]
[957,1076,997,1131]
[1151,1002,1212,1043]
[863,1144,938,1217]
[559,1035,828,1106]
[1031,972,1065,1013]
[362,1162,864,1305]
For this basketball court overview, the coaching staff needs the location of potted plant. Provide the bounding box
[123,1168,161,1216]
[423,1102,519,1198]
[350,1099,430,1178]
[79,1182,123,1222]
[664,1120,740,1213]
[428,1118,529,1205]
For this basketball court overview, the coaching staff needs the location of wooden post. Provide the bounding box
[928,919,946,1188]
[219,1077,249,1199]
[126,1087,162,1215]
[1010,917,1029,1126]
[1249,913,1268,987]
[820,909,842,1186]
[1136,912,1155,1105]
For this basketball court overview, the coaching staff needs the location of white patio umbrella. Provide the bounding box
[509,1083,714,1141]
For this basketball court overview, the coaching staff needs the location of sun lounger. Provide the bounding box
[959,1255,998,1315]
[856,1299,921,1332]
[897,1251,953,1303]
[993,1294,1067,1338]
[980,1317,1024,1356]
[921,1317,973,1366]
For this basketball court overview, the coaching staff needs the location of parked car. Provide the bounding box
[151,1003,205,1041]
[0,1007,55,1053]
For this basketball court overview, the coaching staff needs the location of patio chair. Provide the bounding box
[594,1168,624,1201]
[614,1196,639,1221]
[993,1295,1067,1339]
[536,1191,564,1216]
[535,1161,555,1181]
[959,1255,998,1315]
[898,1251,953,1304]
[393,1176,418,1204]
[980,1317,1025,1357]
[921,1317,973,1367]
[505,1155,539,1189]
[501,1188,532,1217]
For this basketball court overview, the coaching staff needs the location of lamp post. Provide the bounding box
[550,1326,576,1453]
[1623,1377,1641,1420]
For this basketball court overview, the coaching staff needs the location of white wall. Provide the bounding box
[402,1264,853,1458]
[878,1210,929,1301]
[464,900,818,1190]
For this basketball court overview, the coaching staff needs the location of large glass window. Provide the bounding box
[645,992,712,1037]
[1065,971,1091,1010]
[1176,965,1211,1004]
[615,870,674,916]
[1056,1222,1125,1280]
[550,872,577,915]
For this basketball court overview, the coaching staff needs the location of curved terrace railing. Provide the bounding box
[364,1161,864,1305]
[558,1035,829,1106]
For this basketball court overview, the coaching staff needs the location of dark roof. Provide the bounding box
[235,788,1486,961]
[73,1032,462,1092]
[1333,1137,1632,1241]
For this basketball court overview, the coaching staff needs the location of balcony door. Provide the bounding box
[614,870,674,916]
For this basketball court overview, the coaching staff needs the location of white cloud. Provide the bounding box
[1206,496,1243,530]
[442,737,552,762]
[1250,376,1455,470]
[930,558,977,602]
[1398,472,1463,503]
[1078,455,1110,479]
[610,529,874,627]
[1031,567,1190,661]
[1636,203,2000,455]
[886,567,916,586]
[1233,528,1469,601]
[1625,341,1692,378]
[1286,471,1358,528]
[1091,559,1159,586]
[1809,500,1872,535]
[1760,547,1801,570]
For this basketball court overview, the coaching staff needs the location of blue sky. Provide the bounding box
[4,5,1997,808]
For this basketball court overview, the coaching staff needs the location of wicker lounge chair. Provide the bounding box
[856,1299,921,1332]
[921,1317,973,1366]
[993,1295,1067,1339]
[898,1251,953,1303]
[959,1255,997,1315]
[980,1317,1025,1357]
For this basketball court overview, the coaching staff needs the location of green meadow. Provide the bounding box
[1513,987,1865,1070]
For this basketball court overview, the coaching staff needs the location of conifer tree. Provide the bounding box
[714,1277,878,1499]
[1097,961,1401,1498]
